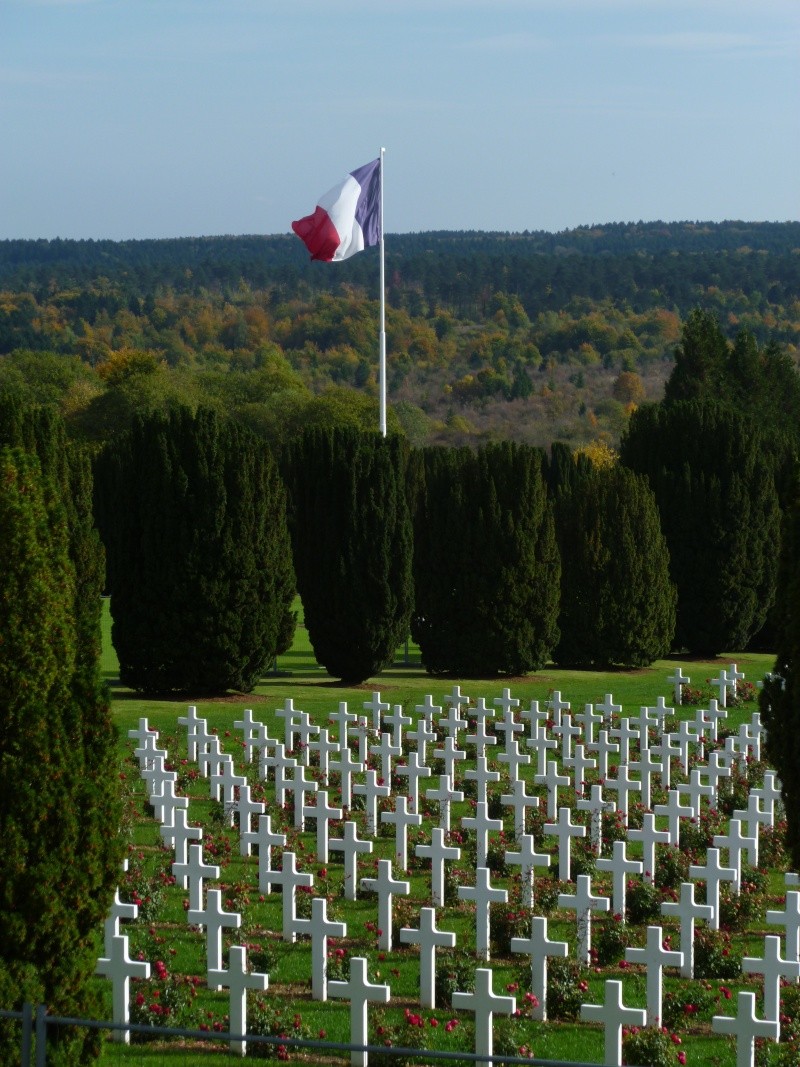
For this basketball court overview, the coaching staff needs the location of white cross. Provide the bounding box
[500,777,540,840]
[380,795,422,871]
[660,880,714,978]
[457,866,507,960]
[576,702,604,747]
[452,967,516,1067]
[305,789,342,863]
[603,761,642,825]
[438,700,468,741]
[327,957,391,1067]
[395,749,431,813]
[415,826,461,907]
[103,888,138,956]
[526,720,559,776]
[596,840,643,921]
[329,745,362,809]
[160,807,202,868]
[545,690,570,727]
[234,784,265,856]
[628,747,663,810]
[543,805,586,882]
[233,708,263,765]
[624,924,683,1027]
[595,692,621,723]
[285,761,318,830]
[294,710,319,765]
[384,703,412,749]
[208,944,268,1056]
[650,731,681,790]
[407,710,437,764]
[460,800,503,868]
[510,915,569,1021]
[534,758,571,820]
[260,851,313,942]
[628,812,671,885]
[674,719,700,774]
[363,690,389,732]
[667,666,690,705]
[766,890,800,964]
[520,699,547,741]
[172,842,219,910]
[330,700,357,750]
[369,730,401,783]
[504,833,551,908]
[151,778,188,827]
[709,671,730,709]
[558,874,610,965]
[463,755,500,806]
[347,714,370,765]
[742,935,800,1029]
[588,728,619,781]
[425,773,464,833]
[678,768,715,820]
[188,888,241,987]
[497,735,530,780]
[713,817,758,893]
[689,847,736,930]
[329,821,373,899]
[581,980,646,1067]
[177,706,202,761]
[293,896,347,1002]
[308,726,338,785]
[432,734,467,784]
[712,991,779,1067]
[552,712,581,763]
[275,696,300,751]
[576,784,616,855]
[360,858,410,951]
[399,906,456,1009]
[254,815,287,894]
[609,715,638,764]
[654,789,694,847]
[95,934,150,1044]
[464,698,497,758]
[352,769,390,836]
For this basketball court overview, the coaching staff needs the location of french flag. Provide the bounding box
[292,158,381,262]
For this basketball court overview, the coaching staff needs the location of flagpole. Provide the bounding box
[378,146,387,438]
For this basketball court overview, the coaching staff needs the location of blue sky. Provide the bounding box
[2,0,798,240]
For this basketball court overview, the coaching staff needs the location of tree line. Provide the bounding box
[0,223,798,452]
[89,309,791,690]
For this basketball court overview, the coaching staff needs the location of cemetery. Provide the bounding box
[92,636,799,1067]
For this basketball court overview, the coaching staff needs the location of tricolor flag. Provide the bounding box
[291,158,381,262]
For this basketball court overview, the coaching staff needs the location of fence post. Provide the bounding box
[35,1004,47,1067]
[20,1002,33,1067]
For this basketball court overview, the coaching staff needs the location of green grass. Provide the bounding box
[94,600,785,1065]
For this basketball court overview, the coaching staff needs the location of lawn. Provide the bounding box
[93,600,790,1066]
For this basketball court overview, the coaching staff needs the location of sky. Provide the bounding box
[1,0,798,241]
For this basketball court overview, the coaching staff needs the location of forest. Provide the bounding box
[0,220,798,449]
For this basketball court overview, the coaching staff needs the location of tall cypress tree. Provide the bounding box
[95,407,296,694]
[620,399,780,654]
[412,442,560,676]
[282,427,413,685]
[0,442,121,1065]
[760,473,800,867]
[554,464,676,667]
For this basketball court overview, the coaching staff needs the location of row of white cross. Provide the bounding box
[98,668,793,1066]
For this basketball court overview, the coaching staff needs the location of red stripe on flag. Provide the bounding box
[291,207,340,262]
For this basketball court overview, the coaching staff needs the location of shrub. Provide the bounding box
[626,878,662,925]
[622,1025,683,1067]
[546,959,588,1021]
[594,916,633,966]
[434,949,476,1008]
[693,928,742,980]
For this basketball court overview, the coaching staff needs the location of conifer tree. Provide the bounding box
[620,399,780,654]
[95,407,295,693]
[0,442,122,1065]
[760,475,800,867]
[554,464,676,667]
[412,442,560,675]
[281,427,413,684]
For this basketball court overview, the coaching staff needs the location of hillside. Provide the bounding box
[0,221,797,449]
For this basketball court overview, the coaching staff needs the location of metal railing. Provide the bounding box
[0,1005,626,1066]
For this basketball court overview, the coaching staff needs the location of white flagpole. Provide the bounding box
[378,146,387,437]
